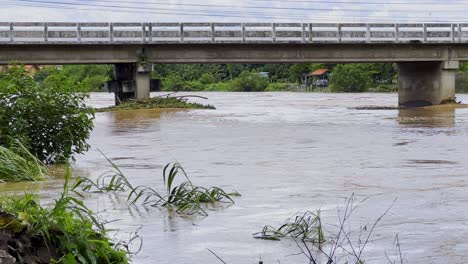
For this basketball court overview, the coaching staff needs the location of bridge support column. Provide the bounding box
[397,61,459,107]
[110,63,152,105]
[135,64,151,101]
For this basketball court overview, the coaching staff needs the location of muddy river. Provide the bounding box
[17,92,468,263]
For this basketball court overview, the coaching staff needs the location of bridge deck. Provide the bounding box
[1,22,468,44]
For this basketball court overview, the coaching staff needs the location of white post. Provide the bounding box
[44,23,48,42]
[272,23,276,42]
[242,23,245,43]
[180,23,184,42]
[148,23,152,42]
[366,23,370,43]
[9,22,13,42]
[309,23,313,42]
[110,23,114,42]
[395,23,399,42]
[77,23,81,42]
[459,24,462,43]
[338,23,342,43]
[302,23,306,43]
[451,24,455,43]
[211,23,215,42]
[423,23,427,43]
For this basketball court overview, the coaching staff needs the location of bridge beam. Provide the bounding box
[111,63,151,105]
[397,61,459,107]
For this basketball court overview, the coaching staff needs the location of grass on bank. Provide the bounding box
[97,94,215,112]
[73,157,239,216]
[0,141,47,182]
[0,168,129,264]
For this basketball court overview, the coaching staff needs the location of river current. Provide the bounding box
[20,92,468,263]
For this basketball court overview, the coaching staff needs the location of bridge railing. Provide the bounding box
[0,22,467,44]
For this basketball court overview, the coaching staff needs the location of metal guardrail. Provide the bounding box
[0,22,467,44]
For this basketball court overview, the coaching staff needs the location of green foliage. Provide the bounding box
[0,140,47,182]
[204,82,233,91]
[162,74,186,91]
[97,94,215,112]
[36,65,112,92]
[198,73,217,85]
[0,168,128,263]
[290,64,312,83]
[253,211,325,243]
[371,84,398,93]
[186,81,206,91]
[330,64,373,92]
[73,160,240,216]
[265,83,290,91]
[460,62,468,72]
[230,71,269,92]
[0,65,95,164]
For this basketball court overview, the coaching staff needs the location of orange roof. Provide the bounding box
[311,68,329,75]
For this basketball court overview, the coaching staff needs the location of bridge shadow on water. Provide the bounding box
[397,105,457,128]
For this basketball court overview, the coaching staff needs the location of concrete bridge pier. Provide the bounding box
[111,63,151,105]
[397,61,459,107]
[135,64,152,101]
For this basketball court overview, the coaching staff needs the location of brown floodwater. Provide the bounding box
[13,92,468,263]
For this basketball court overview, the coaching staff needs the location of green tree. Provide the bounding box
[290,64,312,83]
[330,64,372,92]
[0,65,95,163]
[199,73,217,85]
[230,71,269,92]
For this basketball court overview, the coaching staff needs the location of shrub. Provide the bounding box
[265,83,290,91]
[0,65,95,164]
[230,71,269,92]
[186,80,206,91]
[198,73,217,85]
[204,82,233,91]
[330,64,372,92]
[162,74,186,91]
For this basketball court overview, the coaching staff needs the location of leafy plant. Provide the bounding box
[73,159,239,216]
[0,167,129,263]
[253,210,325,244]
[0,64,95,164]
[330,64,372,92]
[0,140,47,182]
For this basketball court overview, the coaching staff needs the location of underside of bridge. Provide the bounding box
[397,61,459,107]
[108,63,151,104]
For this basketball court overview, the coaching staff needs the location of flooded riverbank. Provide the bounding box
[18,92,468,263]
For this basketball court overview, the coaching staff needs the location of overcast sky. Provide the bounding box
[0,0,467,23]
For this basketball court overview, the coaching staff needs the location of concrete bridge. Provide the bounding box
[2,22,468,106]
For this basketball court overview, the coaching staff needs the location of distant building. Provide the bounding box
[302,68,330,89]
